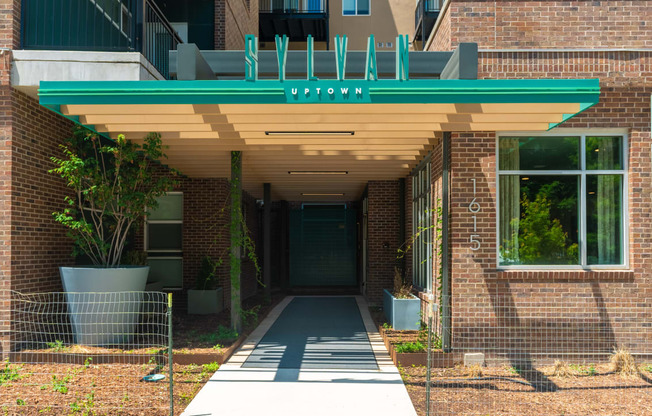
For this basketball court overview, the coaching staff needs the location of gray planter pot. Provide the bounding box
[59,266,149,346]
[187,288,224,315]
[383,288,421,330]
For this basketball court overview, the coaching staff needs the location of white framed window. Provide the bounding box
[497,133,628,269]
[412,160,433,291]
[146,192,183,289]
[343,0,370,16]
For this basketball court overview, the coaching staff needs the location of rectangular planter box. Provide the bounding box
[187,288,224,315]
[383,288,421,330]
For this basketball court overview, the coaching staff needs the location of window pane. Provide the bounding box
[587,175,623,265]
[499,137,580,171]
[148,194,183,221]
[342,0,355,14]
[586,136,623,170]
[357,0,370,14]
[147,224,182,250]
[148,258,183,288]
[499,175,579,265]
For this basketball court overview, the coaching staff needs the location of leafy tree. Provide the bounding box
[501,191,578,265]
[49,127,178,267]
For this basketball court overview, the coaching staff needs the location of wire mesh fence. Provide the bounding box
[424,294,652,416]
[0,291,173,415]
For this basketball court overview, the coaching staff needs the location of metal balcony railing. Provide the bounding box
[260,0,326,14]
[415,0,443,29]
[21,0,183,79]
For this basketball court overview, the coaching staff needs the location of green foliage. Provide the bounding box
[69,391,94,415]
[195,256,221,290]
[644,365,652,373]
[382,322,392,330]
[46,340,67,352]
[49,127,178,267]
[0,361,21,385]
[397,199,444,314]
[197,325,239,345]
[394,341,426,354]
[242,305,261,328]
[51,375,71,394]
[501,191,579,264]
[570,363,597,376]
[202,362,220,374]
[15,399,25,406]
[123,250,148,266]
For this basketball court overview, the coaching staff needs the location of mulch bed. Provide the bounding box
[1,293,285,414]
[401,363,652,416]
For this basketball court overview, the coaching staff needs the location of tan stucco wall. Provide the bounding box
[329,0,416,51]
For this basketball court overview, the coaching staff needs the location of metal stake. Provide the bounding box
[168,293,174,416]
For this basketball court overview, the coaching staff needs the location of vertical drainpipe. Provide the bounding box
[442,132,451,352]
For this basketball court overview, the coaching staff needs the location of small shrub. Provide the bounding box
[394,341,425,353]
[0,362,21,385]
[466,364,483,378]
[46,340,67,352]
[392,267,412,299]
[552,360,574,378]
[611,346,638,377]
[382,322,392,330]
[202,362,219,375]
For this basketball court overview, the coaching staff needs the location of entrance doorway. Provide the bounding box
[289,204,357,287]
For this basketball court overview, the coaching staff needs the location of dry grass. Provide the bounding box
[610,346,639,377]
[551,360,574,378]
[466,364,483,378]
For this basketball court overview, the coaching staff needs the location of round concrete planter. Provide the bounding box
[60,266,149,346]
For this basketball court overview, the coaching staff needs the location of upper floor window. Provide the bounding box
[498,135,626,267]
[343,0,370,15]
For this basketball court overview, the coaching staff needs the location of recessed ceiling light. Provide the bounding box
[289,171,348,175]
[522,177,530,180]
[265,131,354,136]
[301,193,345,196]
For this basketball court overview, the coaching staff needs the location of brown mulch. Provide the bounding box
[401,363,652,416]
[0,361,216,415]
[0,293,286,415]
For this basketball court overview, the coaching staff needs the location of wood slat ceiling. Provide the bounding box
[61,102,582,201]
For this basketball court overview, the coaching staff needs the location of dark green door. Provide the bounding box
[289,205,357,286]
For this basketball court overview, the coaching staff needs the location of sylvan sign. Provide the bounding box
[245,35,410,85]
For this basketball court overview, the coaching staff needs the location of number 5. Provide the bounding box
[470,235,481,251]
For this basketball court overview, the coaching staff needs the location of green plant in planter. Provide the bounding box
[195,256,220,291]
[49,127,178,266]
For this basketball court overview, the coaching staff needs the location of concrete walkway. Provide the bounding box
[180,296,418,416]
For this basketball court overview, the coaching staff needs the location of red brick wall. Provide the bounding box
[216,0,259,50]
[424,1,652,353]
[430,4,451,51]
[445,0,652,50]
[181,178,259,308]
[366,180,401,305]
[10,90,74,293]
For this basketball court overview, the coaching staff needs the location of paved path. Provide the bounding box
[181,296,418,416]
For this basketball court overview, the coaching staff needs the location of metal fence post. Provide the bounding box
[168,293,174,416]
[426,297,434,416]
